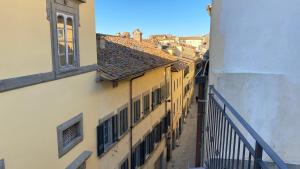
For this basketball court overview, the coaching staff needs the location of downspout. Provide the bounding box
[182,70,184,119]
[129,73,144,169]
[170,69,174,152]
[164,65,171,165]
[195,64,208,167]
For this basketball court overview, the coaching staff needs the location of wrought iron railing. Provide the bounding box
[204,85,288,169]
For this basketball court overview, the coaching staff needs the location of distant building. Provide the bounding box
[149,34,209,60]
[96,30,197,169]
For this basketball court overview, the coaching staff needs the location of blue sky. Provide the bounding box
[95,0,211,38]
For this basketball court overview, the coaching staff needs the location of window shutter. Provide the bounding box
[152,91,155,108]
[158,123,162,141]
[150,131,155,153]
[112,115,118,142]
[154,125,159,143]
[125,108,128,132]
[161,119,165,134]
[97,124,104,156]
[131,150,136,169]
[164,116,168,133]
[157,89,161,104]
[140,141,145,165]
[167,111,171,127]
[137,100,140,120]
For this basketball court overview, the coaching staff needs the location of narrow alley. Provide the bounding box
[167,85,198,169]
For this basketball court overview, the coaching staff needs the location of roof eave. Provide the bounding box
[96,61,176,82]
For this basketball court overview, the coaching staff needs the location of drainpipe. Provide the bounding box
[181,70,184,132]
[195,75,207,167]
[170,69,174,154]
[129,74,144,169]
[164,65,171,164]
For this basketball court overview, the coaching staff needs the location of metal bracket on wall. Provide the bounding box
[197,99,207,103]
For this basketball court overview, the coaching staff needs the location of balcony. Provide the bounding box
[194,85,289,169]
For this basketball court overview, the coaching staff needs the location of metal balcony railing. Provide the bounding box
[204,85,288,169]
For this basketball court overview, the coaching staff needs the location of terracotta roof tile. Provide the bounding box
[97,34,176,81]
[171,61,188,72]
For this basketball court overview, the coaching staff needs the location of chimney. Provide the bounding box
[97,34,106,49]
[133,29,142,42]
[99,39,105,49]
[121,32,130,38]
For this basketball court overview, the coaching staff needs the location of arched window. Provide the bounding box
[56,13,76,68]
[48,0,83,74]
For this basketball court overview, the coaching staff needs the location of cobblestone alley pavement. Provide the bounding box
[167,86,198,169]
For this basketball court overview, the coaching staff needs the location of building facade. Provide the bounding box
[1,0,99,168]
[209,0,300,167]
[0,1,197,169]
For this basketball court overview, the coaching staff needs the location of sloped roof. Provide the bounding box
[178,36,202,40]
[97,34,176,81]
[171,61,188,72]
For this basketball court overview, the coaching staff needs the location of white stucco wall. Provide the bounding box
[209,0,300,165]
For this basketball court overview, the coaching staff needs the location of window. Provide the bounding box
[57,13,76,68]
[173,81,175,91]
[133,99,141,124]
[119,107,128,136]
[184,83,190,97]
[145,134,150,158]
[167,111,171,128]
[57,113,83,157]
[97,114,118,156]
[161,84,166,101]
[103,120,112,148]
[49,0,82,74]
[132,144,141,169]
[184,66,190,77]
[163,115,169,133]
[152,87,163,107]
[143,93,150,115]
[63,122,80,147]
[154,123,162,143]
[152,89,157,109]
[120,158,129,169]
[150,130,155,153]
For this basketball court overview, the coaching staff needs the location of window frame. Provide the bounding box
[119,155,129,169]
[97,112,119,156]
[143,91,151,115]
[118,104,129,137]
[49,0,80,75]
[132,96,141,125]
[132,140,142,169]
[57,113,83,158]
[56,13,76,68]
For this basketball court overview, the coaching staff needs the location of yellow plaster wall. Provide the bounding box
[142,138,166,169]
[0,0,97,80]
[171,70,183,130]
[131,67,167,145]
[0,72,129,169]
[183,61,195,109]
